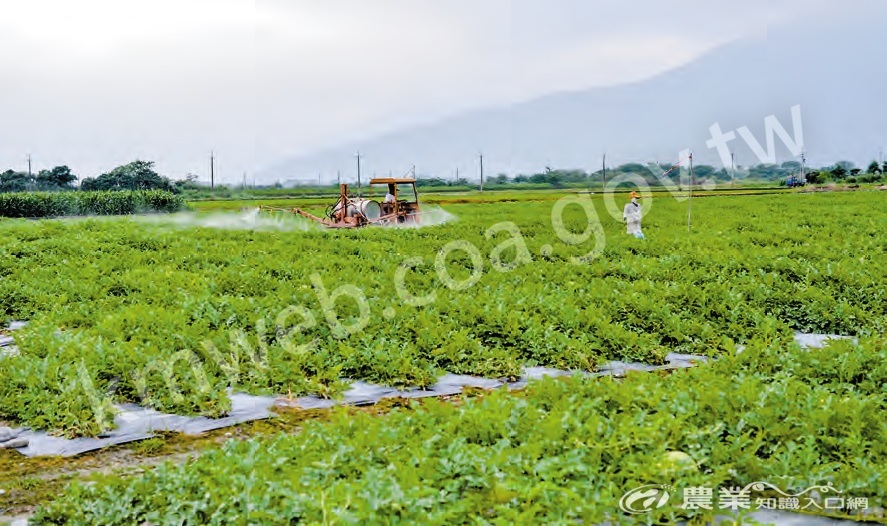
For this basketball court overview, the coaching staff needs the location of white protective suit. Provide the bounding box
[623,198,644,238]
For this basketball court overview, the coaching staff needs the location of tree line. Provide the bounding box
[3,158,885,195]
[415,160,886,188]
[0,160,199,194]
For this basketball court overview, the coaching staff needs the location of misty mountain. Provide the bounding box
[262,8,887,182]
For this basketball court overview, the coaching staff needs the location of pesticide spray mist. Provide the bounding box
[133,205,457,232]
[133,209,318,232]
[398,205,458,228]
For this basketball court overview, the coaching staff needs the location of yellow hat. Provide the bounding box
[630,191,641,199]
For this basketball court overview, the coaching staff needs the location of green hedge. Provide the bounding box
[0,190,186,218]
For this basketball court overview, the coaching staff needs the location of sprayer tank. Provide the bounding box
[332,199,381,220]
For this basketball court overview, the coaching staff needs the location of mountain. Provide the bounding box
[261,7,887,181]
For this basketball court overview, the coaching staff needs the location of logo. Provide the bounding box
[619,484,672,514]
[618,481,871,515]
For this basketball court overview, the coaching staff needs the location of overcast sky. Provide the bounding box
[0,0,830,184]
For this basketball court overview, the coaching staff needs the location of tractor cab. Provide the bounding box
[369,178,421,224]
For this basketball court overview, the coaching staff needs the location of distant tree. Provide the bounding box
[781,160,802,172]
[692,165,717,181]
[747,164,787,180]
[415,177,449,188]
[829,160,855,180]
[805,170,824,184]
[36,165,77,190]
[830,164,848,180]
[0,170,32,192]
[868,160,883,174]
[81,160,175,192]
[850,168,862,176]
[613,163,648,174]
[173,173,203,192]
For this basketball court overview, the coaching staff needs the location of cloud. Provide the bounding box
[0,0,839,182]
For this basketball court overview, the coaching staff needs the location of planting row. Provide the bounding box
[33,334,887,524]
[0,190,185,218]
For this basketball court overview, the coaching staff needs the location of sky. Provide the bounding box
[0,0,832,184]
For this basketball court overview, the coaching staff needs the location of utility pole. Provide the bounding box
[356,152,362,197]
[411,165,416,179]
[687,153,694,231]
[479,153,484,192]
[730,151,735,188]
[210,151,215,190]
[243,171,247,189]
[27,154,32,178]
[800,151,806,184]
[455,166,459,183]
[336,169,341,186]
[602,153,607,190]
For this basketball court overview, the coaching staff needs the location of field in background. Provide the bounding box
[186,186,803,213]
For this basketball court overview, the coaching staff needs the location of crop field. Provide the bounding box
[187,186,798,212]
[1,190,885,523]
[1,191,880,433]
[31,334,887,524]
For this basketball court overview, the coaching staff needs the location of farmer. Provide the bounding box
[384,183,396,203]
[623,191,645,239]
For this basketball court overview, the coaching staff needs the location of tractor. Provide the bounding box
[259,178,421,228]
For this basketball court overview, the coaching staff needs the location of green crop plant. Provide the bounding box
[0,192,883,437]
[33,335,887,524]
[0,190,185,218]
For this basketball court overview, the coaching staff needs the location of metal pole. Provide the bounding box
[210,151,214,190]
[356,152,362,198]
[730,152,735,188]
[687,153,693,231]
[602,153,606,190]
[479,153,484,192]
[800,152,806,184]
